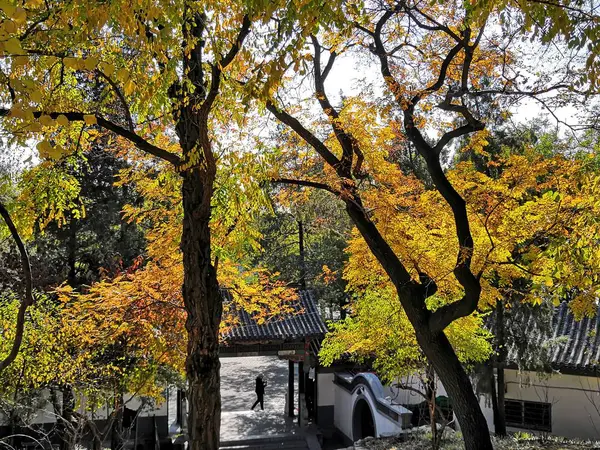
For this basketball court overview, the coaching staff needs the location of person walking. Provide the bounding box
[251,374,267,410]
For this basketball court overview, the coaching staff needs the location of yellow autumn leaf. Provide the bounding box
[4,37,23,55]
[26,121,42,132]
[63,57,79,69]
[83,115,97,125]
[124,79,135,96]
[39,115,55,127]
[29,90,42,103]
[84,57,98,71]
[13,55,28,67]
[116,68,130,82]
[23,108,34,121]
[11,7,26,24]
[98,61,115,77]
[0,2,16,18]
[56,114,69,126]
[9,106,25,118]
[36,139,52,156]
[47,144,63,160]
[4,20,16,34]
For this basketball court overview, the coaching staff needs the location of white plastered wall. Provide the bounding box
[333,379,404,441]
[317,373,335,407]
[480,369,600,440]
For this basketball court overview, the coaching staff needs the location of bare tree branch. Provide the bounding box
[0,202,34,373]
[202,15,251,116]
[433,121,485,155]
[0,109,180,165]
[270,177,341,196]
[96,69,135,132]
[265,101,341,169]
[311,35,364,178]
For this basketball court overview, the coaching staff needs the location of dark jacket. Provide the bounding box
[255,377,266,395]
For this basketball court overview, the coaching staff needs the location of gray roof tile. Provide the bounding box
[550,302,600,372]
[220,289,328,344]
[507,301,600,374]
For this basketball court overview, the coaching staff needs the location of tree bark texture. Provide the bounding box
[175,11,250,449]
[181,167,221,450]
[272,19,494,450]
[413,323,491,450]
[0,202,34,373]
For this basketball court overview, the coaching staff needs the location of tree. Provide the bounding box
[257,188,352,318]
[0,141,150,450]
[260,2,595,447]
[0,201,33,373]
[456,120,572,437]
[0,2,333,447]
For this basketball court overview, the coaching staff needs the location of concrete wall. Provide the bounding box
[384,374,449,407]
[166,387,183,434]
[481,369,600,440]
[372,369,600,441]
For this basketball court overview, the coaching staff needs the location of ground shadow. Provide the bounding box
[220,356,300,440]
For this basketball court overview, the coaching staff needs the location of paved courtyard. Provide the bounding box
[219,356,300,441]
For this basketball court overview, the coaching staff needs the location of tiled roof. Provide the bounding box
[220,289,328,344]
[547,302,600,373]
[504,301,600,374]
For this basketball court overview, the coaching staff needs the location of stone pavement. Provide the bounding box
[220,356,300,442]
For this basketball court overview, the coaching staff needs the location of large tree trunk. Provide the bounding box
[414,324,491,450]
[181,167,221,450]
[345,199,493,450]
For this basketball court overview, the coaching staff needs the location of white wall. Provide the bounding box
[31,391,60,424]
[318,373,335,406]
[166,387,181,433]
[385,374,449,407]
[481,369,600,440]
[0,390,66,425]
[334,384,354,440]
[333,377,405,441]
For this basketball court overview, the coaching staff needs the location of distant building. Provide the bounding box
[479,301,600,440]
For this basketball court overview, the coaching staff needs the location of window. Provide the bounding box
[505,399,551,432]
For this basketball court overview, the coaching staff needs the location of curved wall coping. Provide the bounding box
[334,372,412,423]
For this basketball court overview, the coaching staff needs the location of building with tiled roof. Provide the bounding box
[477,301,600,440]
[219,289,328,357]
